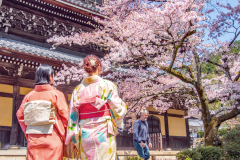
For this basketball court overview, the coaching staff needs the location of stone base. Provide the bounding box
[0,148,27,160]
[0,149,178,160]
[117,150,178,160]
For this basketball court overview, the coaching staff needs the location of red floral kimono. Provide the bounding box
[16,84,69,160]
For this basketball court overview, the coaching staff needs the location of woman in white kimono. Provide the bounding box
[65,55,127,160]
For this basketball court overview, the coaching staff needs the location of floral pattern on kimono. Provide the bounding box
[66,75,127,160]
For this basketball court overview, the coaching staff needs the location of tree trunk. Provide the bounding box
[195,81,219,146]
[204,117,221,146]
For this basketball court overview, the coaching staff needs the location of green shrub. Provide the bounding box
[124,156,142,160]
[197,131,204,138]
[223,125,240,159]
[218,128,229,137]
[176,149,202,160]
[197,146,222,160]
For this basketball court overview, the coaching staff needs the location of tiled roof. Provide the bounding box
[0,38,82,63]
[56,0,101,12]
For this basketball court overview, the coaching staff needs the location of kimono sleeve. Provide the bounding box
[65,86,80,145]
[16,92,30,137]
[107,82,127,129]
[56,91,69,127]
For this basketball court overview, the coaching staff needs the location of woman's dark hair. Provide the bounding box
[84,55,102,73]
[35,64,54,85]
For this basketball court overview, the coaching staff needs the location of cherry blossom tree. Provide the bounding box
[48,0,240,146]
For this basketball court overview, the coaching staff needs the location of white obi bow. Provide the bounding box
[24,100,56,134]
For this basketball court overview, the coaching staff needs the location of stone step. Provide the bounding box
[0,149,178,160]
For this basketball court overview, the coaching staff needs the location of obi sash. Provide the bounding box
[74,95,111,119]
[76,95,116,134]
[65,95,115,144]
[78,103,111,120]
[23,100,56,134]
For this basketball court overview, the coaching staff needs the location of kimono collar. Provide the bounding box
[82,75,102,84]
[34,84,54,92]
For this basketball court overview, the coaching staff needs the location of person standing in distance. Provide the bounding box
[133,109,152,160]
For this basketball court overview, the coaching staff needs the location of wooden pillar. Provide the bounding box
[9,85,20,145]
[164,112,170,148]
[185,113,190,148]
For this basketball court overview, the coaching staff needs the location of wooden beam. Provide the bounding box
[0,92,13,98]
[9,85,20,145]
[0,75,17,85]
[149,111,184,118]
[0,48,67,67]
[0,75,35,88]
[0,126,12,131]
[168,114,184,118]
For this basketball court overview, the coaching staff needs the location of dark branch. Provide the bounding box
[218,107,240,126]
[229,30,240,47]
[161,66,195,85]
[207,59,222,68]
[168,30,196,70]
[234,71,240,81]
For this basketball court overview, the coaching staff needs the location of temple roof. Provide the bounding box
[56,0,101,13]
[0,37,83,64]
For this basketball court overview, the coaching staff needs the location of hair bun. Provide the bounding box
[83,55,101,73]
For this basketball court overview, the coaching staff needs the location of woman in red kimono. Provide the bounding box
[16,64,69,160]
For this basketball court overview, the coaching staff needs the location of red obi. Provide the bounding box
[74,95,111,120]
[78,103,111,120]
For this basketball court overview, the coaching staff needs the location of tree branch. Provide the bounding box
[125,101,140,117]
[234,71,240,81]
[193,51,201,84]
[207,59,232,81]
[209,95,229,104]
[229,30,240,47]
[207,59,222,68]
[213,108,233,117]
[182,65,195,80]
[161,66,195,85]
[218,107,240,126]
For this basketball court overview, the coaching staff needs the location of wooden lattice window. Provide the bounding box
[147,115,161,133]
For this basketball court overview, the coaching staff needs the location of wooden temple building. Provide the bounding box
[0,0,190,151]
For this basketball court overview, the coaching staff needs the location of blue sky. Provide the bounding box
[203,0,240,44]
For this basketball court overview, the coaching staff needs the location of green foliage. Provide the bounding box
[177,146,222,160]
[197,146,222,160]
[176,149,202,160]
[124,156,143,160]
[218,128,229,137]
[202,54,222,77]
[223,125,240,159]
[197,131,204,138]
[230,40,240,54]
[202,41,240,79]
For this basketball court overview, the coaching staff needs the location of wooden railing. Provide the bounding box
[149,133,163,150]
[117,133,189,150]
[117,133,163,150]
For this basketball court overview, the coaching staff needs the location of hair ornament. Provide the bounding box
[90,58,96,66]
